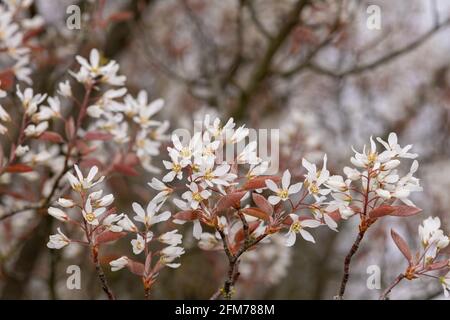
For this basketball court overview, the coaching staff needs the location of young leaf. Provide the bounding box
[216,191,246,211]
[252,193,273,215]
[241,207,270,221]
[389,206,422,217]
[369,205,396,219]
[65,117,75,140]
[173,210,199,221]
[5,164,33,173]
[242,176,281,190]
[391,229,413,265]
[113,164,139,176]
[96,231,127,245]
[127,260,145,276]
[84,131,114,141]
[38,131,64,143]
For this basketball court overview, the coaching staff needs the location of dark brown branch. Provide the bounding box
[232,0,310,120]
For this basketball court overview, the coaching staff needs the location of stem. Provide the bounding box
[144,287,150,300]
[379,274,405,300]
[337,228,367,298]
[91,245,115,300]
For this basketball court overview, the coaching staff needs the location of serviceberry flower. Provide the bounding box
[265,170,302,205]
[131,200,171,227]
[110,256,129,272]
[67,165,105,192]
[47,228,70,249]
[285,214,321,246]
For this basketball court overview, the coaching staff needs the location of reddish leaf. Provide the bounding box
[242,176,281,190]
[252,193,273,215]
[389,206,422,217]
[84,131,113,141]
[391,229,413,265]
[369,205,397,219]
[124,153,140,166]
[173,210,200,221]
[113,164,139,176]
[79,158,103,168]
[427,260,449,271]
[96,231,127,244]
[327,210,342,222]
[5,164,33,173]
[0,69,15,91]
[127,260,145,276]
[144,253,152,276]
[241,207,270,221]
[75,140,97,155]
[234,221,261,243]
[38,131,64,143]
[216,191,246,211]
[65,117,75,140]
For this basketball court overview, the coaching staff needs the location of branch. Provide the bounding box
[309,18,450,78]
[379,274,405,300]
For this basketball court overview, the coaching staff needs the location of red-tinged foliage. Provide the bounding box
[95,231,127,245]
[75,140,97,155]
[242,175,281,190]
[4,164,33,173]
[426,260,450,271]
[216,191,246,212]
[234,221,261,244]
[123,153,140,166]
[38,131,64,143]
[389,206,422,217]
[241,207,270,221]
[369,205,422,220]
[80,158,104,168]
[113,163,139,176]
[173,210,200,221]
[0,69,15,91]
[127,260,145,276]
[369,205,397,219]
[391,229,413,265]
[84,131,114,141]
[252,193,273,215]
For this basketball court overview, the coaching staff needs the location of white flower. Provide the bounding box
[265,170,302,205]
[168,132,201,167]
[24,121,48,137]
[102,213,124,232]
[159,230,183,246]
[131,234,146,255]
[237,141,260,164]
[377,133,418,159]
[117,215,138,232]
[198,232,221,250]
[82,198,106,225]
[66,165,105,191]
[16,86,47,116]
[47,228,70,249]
[48,207,69,221]
[132,96,164,128]
[0,104,10,122]
[419,217,442,246]
[132,200,171,227]
[57,80,72,97]
[343,166,361,181]
[302,155,331,199]
[148,178,173,203]
[194,158,235,187]
[350,136,394,168]
[182,182,211,209]
[204,115,235,140]
[162,153,183,182]
[15,145,29,157]
[110,256,129,271]
[33,96,60,121]
[160,245,185,268]
[285,214,321,246]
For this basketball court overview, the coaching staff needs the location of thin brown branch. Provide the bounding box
[379,274,405,300]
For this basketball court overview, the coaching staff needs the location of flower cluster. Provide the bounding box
[383,217,449,299]
[47,165,120,250]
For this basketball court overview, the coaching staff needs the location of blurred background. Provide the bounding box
[1,0,450,299]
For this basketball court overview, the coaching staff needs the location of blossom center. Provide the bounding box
[277,189,289,199]
[192,192,203,202]
[85,212,96,222]
[291,221,302,233]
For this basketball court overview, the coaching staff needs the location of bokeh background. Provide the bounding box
[1,0,450,299]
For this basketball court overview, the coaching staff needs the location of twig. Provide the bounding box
[379,274,405,300]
